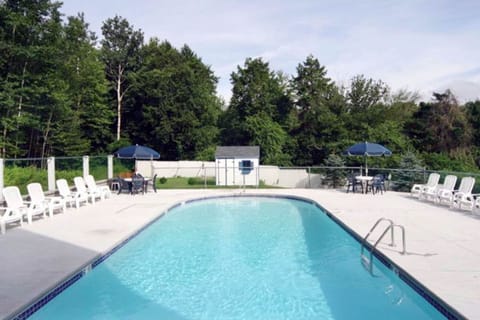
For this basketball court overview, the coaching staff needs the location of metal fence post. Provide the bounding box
[47,157,55,192]
[107,155,113,179]
[83,156,89,177]
[308,167,311,188]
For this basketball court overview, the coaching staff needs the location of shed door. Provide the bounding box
[217,158,235,186]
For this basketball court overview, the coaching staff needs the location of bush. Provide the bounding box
[392,152,424,192]
[159,177,167,184]
[4,166,48,194]
[323,154,346,188]
[187,177,203,185]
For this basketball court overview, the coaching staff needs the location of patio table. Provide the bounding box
[119,177,152,194]
[355,176,373,194]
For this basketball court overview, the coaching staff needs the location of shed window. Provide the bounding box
[239,160,253,174]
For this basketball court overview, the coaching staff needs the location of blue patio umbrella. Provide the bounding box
[114,144,160,160]
[343,141,392,175]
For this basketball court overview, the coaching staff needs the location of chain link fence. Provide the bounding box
[2,158,480,197]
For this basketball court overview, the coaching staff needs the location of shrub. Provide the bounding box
[392,151,424,192]
[159,177,167,184]
[323,154,346,188]
[187,177,203,185]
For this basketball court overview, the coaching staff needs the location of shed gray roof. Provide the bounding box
[215,146,260,158]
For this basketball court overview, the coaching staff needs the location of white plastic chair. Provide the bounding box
[424,175,457,203]
[27,183,66,217]
[56,179,88,209]
[74,176,101,204]
[84,175,112,200]
[411,173,440,198]
[0,188,24,234]
[2,186,46,225]
[451,177,476,210]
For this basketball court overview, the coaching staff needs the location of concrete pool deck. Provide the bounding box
[0,188,478,319]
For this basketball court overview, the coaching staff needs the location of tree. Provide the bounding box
[347,75,389,112]
[0,0,65,158]
[405,90,472,155]
[221,57,292,164]
[101,15,143,141]
[52,14,113,155]
[129,40,221,160]
[290,55,346,165]
[465,100,480,147]
[392,151,424,192]
[323,154,346,188]
[245,113,290,165]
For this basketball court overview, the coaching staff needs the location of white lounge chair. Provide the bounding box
[56,179,88,209]
[27,182,66,217]
[2,186,46,224]
[0,189,24,234]
[411,173,440,198]
[473,197,480,214]
[449,177,476,210]
[84,175,112,200]
[424,175,457,203]
[74,176,101,204]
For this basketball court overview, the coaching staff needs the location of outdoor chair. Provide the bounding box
[369,174,386,195]
[426,175,457,203]
[2,186,46,225]
[108,178,120,191]
[346,174,363,193]
[452,177,477,210]
[145,174,157,193]
[411,173,440,198]
[473,196,480,214]
[74,177,101,204]
[0,188,24,234]
[117,177,132,194]
[56,179,89,208]
[437,176,473,207]
[85,175,112,200]
[131,174,145,195]
[27,182,66,217]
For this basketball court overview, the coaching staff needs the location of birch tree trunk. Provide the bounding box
[116,64,125,141]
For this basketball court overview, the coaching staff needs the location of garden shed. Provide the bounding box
[215,146,260,186]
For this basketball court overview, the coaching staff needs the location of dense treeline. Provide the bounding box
[1,0,479,171]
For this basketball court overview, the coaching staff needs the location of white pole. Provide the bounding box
[365,156,368,176]
[83,156,89,177]
[47,157,55,192]
[108,155,113,179]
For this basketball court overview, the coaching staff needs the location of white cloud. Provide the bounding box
[60,0,480,103]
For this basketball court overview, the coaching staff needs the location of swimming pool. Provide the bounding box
[29,196,447,319]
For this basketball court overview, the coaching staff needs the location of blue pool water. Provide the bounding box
[30,197,446,319]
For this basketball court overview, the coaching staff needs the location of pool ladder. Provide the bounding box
[360,218,406,275]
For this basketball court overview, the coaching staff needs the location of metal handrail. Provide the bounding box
[361,217,406,274]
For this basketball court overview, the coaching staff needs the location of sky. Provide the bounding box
[60,0,480,103]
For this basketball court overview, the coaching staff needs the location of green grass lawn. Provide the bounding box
[155,177,280,189]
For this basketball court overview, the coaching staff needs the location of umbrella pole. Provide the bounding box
[365,156,368,176]
[150,155,154,178]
